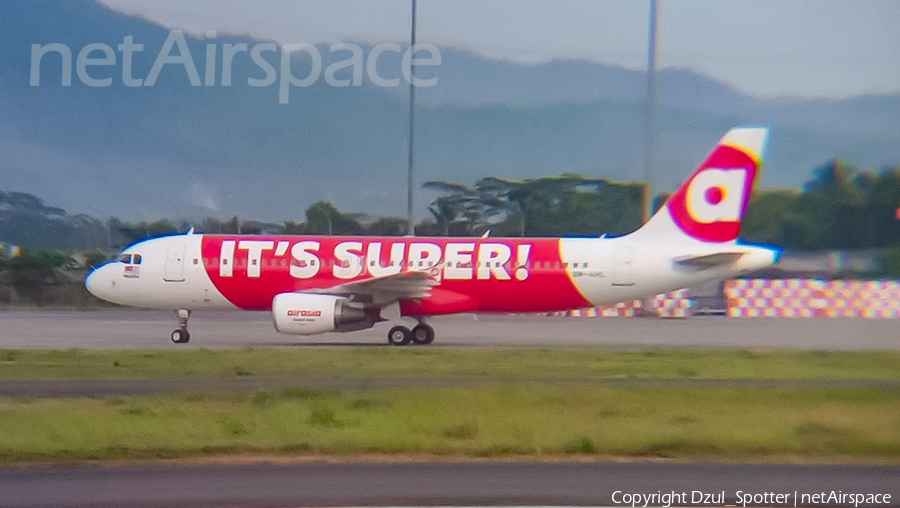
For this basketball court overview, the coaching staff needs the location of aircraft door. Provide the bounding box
[612,246,635,286]
[164,242,186,282]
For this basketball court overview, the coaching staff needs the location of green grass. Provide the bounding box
[1,385,899,462]
[1,348,900,381]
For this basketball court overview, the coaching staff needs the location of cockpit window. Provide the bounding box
[118,253,142,264]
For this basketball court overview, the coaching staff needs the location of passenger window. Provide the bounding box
[193,258,198,265]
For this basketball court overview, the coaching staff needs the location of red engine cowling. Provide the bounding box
[272,293,374,335]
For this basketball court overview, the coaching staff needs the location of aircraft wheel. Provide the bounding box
[411,323,435,345]
[171,329,190,344]
[388,325,412,346]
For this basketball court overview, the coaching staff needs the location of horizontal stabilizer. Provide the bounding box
[674,252,745,269]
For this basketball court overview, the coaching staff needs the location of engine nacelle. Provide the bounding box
[272,293,375,335]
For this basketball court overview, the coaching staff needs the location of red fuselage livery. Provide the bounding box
[200,236,591,315]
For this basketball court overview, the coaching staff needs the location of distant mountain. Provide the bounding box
[1,0,898,223]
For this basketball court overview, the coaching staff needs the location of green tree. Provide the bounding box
[0,191,69,249]
[282,220,307,235]
[365,217,408,236]
[115,219,178,245]
[3,249,69,305]
[305,201,364,235]
[422,181,484,235]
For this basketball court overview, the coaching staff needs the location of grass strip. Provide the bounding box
[0,385,899,462]
[1,348,900,381]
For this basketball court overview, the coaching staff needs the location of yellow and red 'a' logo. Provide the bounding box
[667,145,758,242]
[685,168,748,224]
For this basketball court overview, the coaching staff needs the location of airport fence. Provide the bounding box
[551,279,900,318]
[725,279,900,318]
[550,289,693,318]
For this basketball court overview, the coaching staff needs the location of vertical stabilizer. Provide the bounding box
[636,126,769,243]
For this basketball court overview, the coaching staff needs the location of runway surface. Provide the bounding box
[1,310,898,350]
[2,461,898,508]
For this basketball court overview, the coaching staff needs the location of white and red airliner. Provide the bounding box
[86,126,780,345]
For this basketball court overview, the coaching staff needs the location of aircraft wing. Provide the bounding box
[302,264,443,303]
[674,252,745,269]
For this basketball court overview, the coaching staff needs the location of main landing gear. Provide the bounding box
[388,321,435,346]
[170,309,191,344]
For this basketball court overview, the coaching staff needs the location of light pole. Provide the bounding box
[644,0,660,223]
[638,0,660,317]
[406,0,418,235]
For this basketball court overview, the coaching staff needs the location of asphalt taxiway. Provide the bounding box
[1,461,899,508]
[0,310,898,349]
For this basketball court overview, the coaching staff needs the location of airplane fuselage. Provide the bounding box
[86,232,777,315]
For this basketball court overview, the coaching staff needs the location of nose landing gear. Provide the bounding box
[170,309,191,344]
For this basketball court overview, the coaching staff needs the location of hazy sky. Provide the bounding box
[99,0,900,98]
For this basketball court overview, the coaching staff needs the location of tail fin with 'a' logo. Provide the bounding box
[637,126,769,243]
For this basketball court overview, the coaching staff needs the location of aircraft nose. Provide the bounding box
[85,267,100,297]
[85,264,114,300]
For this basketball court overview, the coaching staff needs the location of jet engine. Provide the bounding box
[272,293,376,335]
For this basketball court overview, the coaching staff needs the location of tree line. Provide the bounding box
[2,160,900,255]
